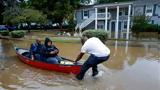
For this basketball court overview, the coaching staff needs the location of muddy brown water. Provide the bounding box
[0,39,159,90]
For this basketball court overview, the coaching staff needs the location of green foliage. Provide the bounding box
[82,29,108,42]
[0,30,10,36]
[2,0,22,24]
[15,9,47,24]
[132,15,148,33]
[10,30,26,38]
[2,0,47,25]
[29,0,85,28]
[132,15,159,33]
[2,7,21,25]
[0,1,5,24]
[68,13,76,32]
[144,24,159,32]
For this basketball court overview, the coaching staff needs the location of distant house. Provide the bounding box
[133,0,160,24]
[75,0,160,39]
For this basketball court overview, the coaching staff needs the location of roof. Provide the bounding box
[76,0,160,10]
[94,2,133,8]
[133,0,160,6]
[77,1,133,10]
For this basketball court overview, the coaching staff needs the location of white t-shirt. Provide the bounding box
[81,37,110,57]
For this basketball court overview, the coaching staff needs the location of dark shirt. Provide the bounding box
[30,43,42,56]
[41,45,59,58]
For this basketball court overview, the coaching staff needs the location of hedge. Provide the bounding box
[132,24,160,33]
[82,29,108,43]
[10,30,26,38]
[0,30,9,36]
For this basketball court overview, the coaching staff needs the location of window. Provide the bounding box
[97,24,104,29]
[119,11,123,16]
[97,21,105,29]
[124,21,127,29]
[98,8,105,13]
[83,10,89,19]
[124,8,128,15]
[145,5,153,16]
[151,20,154,24]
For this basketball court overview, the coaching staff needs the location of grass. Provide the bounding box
[29,36,81,43]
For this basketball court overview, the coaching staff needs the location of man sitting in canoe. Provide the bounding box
[41,37,61,64]
[30,38,43,60]
[75,36,110,80]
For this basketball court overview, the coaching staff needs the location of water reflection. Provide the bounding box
[0,39,160,90]
[105,40,159,70]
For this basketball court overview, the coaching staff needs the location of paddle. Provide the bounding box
[60,57,83,65]
[60,57,75,62]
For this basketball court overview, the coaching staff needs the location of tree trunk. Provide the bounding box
[59,22,63,30]
[27,22,31,33]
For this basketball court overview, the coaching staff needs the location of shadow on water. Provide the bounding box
[0,39,160,90]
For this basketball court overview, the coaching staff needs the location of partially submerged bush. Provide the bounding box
[82,29,108,43]
[10,30,26,38]
[0,30,9,36]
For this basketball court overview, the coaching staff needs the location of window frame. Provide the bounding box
[145,5,154,16]
[83,10,89,19]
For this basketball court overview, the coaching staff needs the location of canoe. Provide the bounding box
[15,47,82,74]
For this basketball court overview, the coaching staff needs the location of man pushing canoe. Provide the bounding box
[75,36,110,80]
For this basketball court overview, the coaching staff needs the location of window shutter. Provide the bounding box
[143,5,146,15]
[88,10,89,18]
[82,10,83,19]
[153,4,157,16]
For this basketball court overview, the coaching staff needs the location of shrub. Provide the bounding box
[0,30,9,36]
[10,30,26,38]
[82,29,108,43]
[144,24,158,32]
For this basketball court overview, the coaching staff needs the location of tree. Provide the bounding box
[2,0,47,32]
[2,0,21,25]
[131,15,156,38]
[15,8,47,32]
[29,0,90,29]
[0,0,5,24]
[131,15,150,34]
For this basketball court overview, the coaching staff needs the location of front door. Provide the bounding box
[111,21,115,38]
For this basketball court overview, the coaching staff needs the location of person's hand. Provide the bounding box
[31,55,34,60]
[74,61,78,64]
[50,50,58,54]
[50,51,55,54]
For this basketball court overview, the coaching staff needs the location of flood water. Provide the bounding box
[0,39,160,90]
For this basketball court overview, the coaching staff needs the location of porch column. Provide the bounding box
[105,7,108,31]
[125,41,129,54]
[109,21,112,38]
[115,6,119,39]
[126,5,131,40]
[79,27,82,36]
[95,8,98,30]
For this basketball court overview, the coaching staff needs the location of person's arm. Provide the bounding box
[50,49,59,55]
[50,45,59,55]
[75,53,85,62]
[30,44,36,60]
[31,55,34,60]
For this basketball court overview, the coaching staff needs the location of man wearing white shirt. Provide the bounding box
[75,36,110,80]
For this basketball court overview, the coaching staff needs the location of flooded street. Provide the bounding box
[0,39,160,90]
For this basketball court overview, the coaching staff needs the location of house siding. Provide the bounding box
[75,0,160,35]
[76,10,83,24]
[155,4,160,16]
[133,6,144,15]
[89,9,95,17]
[76,8,95,24]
